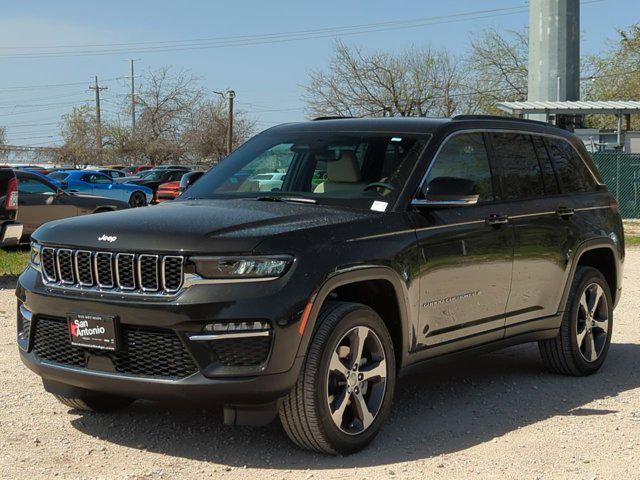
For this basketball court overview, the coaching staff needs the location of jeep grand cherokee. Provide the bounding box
[16,116,624,454]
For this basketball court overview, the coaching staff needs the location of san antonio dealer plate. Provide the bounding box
[67,313,118,351]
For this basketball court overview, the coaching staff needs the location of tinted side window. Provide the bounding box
[531,136,560,195]
[18,177,56,194]
[491,132,544,200]
[425,133,493,202]
[547,139,596,193]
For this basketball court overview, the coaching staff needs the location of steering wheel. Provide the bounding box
[363,182,396,192]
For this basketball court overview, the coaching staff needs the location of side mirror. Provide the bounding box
[60,181,69,190]
[412,176,479,207]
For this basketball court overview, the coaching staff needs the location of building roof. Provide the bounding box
[496,100,640,115]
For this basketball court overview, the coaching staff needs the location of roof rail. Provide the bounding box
[452,114,549,126]
[312,116,354,121]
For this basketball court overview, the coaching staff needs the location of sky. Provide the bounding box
[0,0,637,147]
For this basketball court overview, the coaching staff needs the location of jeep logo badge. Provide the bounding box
[97,234,117,243]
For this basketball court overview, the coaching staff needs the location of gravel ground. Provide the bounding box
[1,251,640,480]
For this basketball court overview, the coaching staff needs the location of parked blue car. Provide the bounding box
[47,170,153,207]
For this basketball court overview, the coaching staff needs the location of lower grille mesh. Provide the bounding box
[213,336,271,366]
[32,316,198,379]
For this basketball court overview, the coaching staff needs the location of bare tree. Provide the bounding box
[304,41,466,118]
[135,67,204,164]
[58,106,96,166]
[182,98,254,163]
[463,27,528,114]
[0,127,7,161]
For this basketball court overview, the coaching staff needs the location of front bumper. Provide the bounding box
[1,221,23,246]
[20,348,304,405]
[16,265,311,405]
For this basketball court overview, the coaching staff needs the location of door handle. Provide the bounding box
[485,214,509,226]
[556,206,575,218]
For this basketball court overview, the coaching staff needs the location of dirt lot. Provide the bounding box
[1,251,639,480]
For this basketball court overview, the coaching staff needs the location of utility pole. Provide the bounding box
[128,59,137,134]
[89,76,107,152]
[226,90,235,155]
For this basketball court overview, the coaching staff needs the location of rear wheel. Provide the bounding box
[538,266,613,376]
[279,302,396,454]
[53,392,134,412]
[128,191,147,208]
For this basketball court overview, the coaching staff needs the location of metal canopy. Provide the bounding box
[496,100,640,115]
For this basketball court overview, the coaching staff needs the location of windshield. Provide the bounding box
[48,172,69,181]
[140,170,169,181]
[183,131,429,210]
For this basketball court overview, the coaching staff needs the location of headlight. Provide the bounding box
[191,255,292,279]
[29,241,41,270]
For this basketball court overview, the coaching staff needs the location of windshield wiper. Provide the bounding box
[255,195,317,205]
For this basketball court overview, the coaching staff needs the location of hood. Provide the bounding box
[33,198,376,253]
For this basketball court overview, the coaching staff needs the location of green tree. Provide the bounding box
[584,23,640,129]
[463,27,528,114]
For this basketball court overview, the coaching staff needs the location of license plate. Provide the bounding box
[67,313,118,351]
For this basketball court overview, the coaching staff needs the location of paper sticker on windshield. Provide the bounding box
[371,201,388,212]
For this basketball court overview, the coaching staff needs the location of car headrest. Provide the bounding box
[327,151,361,183]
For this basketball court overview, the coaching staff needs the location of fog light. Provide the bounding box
[204,321,271,333]
[17,303,33,351]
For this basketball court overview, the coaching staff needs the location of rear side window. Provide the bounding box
[425,132,494,202]
[531,136,560,195]
[491,132,545,200]
[546,139,596,193]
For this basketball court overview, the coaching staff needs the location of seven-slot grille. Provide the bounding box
[41,247,183,294]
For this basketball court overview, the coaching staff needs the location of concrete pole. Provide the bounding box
[528,0,580,121]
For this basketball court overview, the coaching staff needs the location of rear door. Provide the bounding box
[413,131,514,351]
[489,131,575,333]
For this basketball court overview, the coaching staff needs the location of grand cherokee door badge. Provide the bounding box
[423,290,481,308]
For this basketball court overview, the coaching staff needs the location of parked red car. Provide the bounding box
[122,165,153,175]
[156,181,181,202]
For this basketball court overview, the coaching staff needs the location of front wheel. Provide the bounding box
[538,266,613,376]
[128,191,147,208]
[279,302,396,454]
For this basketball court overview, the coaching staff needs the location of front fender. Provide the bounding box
[295,265,412,370]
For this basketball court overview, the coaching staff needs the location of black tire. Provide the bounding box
[53,392,134,412]
[128,191,147,208]
[279,301,396,455]
[538,266,613,376]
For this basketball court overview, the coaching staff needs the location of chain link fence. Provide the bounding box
[591,152,640,219]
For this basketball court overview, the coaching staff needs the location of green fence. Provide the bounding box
[591,152,640,219]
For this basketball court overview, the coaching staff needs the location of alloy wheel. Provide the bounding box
[576,283,609,362]
[326,326,387,435]
[130,192,146,208]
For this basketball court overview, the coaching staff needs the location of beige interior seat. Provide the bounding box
[314,151,367,193]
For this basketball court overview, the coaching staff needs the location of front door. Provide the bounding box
[17,175,77,235]
[411,132,513,354]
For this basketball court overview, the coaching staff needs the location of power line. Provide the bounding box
[0,1,605,60]
[2,121,60,128]
[0,77,121,92]
[0,99,92,110]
